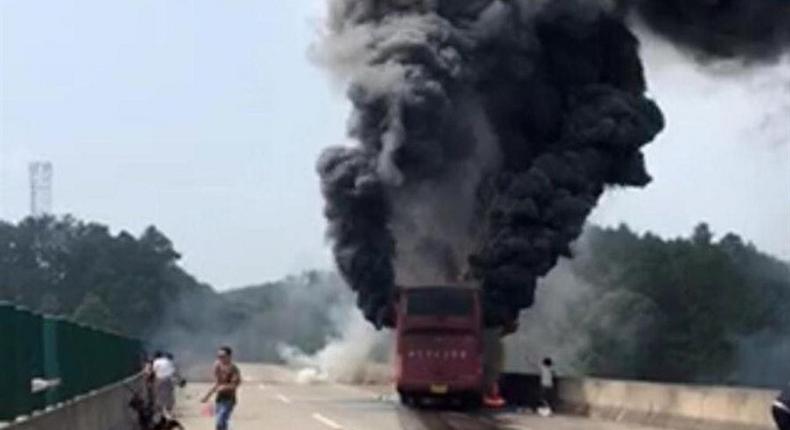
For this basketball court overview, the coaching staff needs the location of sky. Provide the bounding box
[1,1,788,290]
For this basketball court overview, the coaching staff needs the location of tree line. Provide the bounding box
[0,216,348,362]
[517,223,790,388]
[0,216,201,336]
[1,216,787,386]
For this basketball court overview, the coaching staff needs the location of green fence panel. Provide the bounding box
[74,323,89,396]
[11,306,34,418]
[109,333,121,383]
[128,338,142,379]
[80,325,91,392]
[59,319,77,400]
[0,301,18,421]
[25,311,46,412]
[42,315,61,406]
[1,303,143,421]
[93,328,105,388]
[86,326,102,391]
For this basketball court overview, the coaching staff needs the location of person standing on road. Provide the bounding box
[774,380,790,430]
[201,346,242,430]
[152,351,177,418]
[539,357,556,414]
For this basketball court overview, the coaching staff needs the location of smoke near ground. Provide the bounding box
[149,270,393,384]
[503,259,593,375]
[316,0,664,329]
[504,233,660,377]
[152,271,359,366]
[278,311,393,385]
[732,333,790,388]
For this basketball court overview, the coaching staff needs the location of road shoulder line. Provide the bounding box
[312,412,344,429]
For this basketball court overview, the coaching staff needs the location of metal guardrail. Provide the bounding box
[0,301,143,422]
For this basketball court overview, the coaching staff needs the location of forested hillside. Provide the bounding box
[0,216,223,337]
[512,223,790,388]
[2,216,788,386]
[577,224,790,384]
[0,216,349,362]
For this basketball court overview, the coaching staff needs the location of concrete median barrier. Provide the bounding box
[4,374,145,430]
[556,377,777,430]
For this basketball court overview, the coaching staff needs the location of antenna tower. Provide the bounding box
[29,161,53,217]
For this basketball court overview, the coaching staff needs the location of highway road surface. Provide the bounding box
[174,364,665,430]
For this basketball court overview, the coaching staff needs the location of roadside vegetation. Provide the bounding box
[1,216,787,386]
[566,224,790,386]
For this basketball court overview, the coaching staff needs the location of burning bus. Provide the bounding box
[394,286,485,406]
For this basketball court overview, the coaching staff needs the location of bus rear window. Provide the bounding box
[406,289,474,317]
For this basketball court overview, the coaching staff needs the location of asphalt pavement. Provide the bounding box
[174,364,666,430]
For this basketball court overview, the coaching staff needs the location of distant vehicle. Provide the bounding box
[394,286,484,407]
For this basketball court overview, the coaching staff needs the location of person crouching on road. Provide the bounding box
[201,346,242,430]
[774,381,790,430]
[152,351,178,419]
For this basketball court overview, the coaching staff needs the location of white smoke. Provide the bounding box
[278,308,393,385]
[503,258,593,375]
[503,231,660,377]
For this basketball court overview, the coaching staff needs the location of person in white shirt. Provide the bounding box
[539,357,555,413]
[151,351,178,418]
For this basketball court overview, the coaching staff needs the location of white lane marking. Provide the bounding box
[330,383,398,405]
[258,383,266,390]
[276,393,292,404]
[312,413,343,429]
[332,383,389,399]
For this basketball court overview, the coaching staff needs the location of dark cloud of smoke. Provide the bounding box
[619,0,790,61]
[316,0,664,329]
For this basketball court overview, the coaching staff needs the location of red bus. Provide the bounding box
[394,286,484,406]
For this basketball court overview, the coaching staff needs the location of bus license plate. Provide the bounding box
[430,384,448,394]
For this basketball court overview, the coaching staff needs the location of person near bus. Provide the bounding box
[201,346,242,430]
[774,380,790,430]
[539,357,556,414]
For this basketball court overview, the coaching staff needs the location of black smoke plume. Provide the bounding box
[316,0,664,328]
[619,0,790,61]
